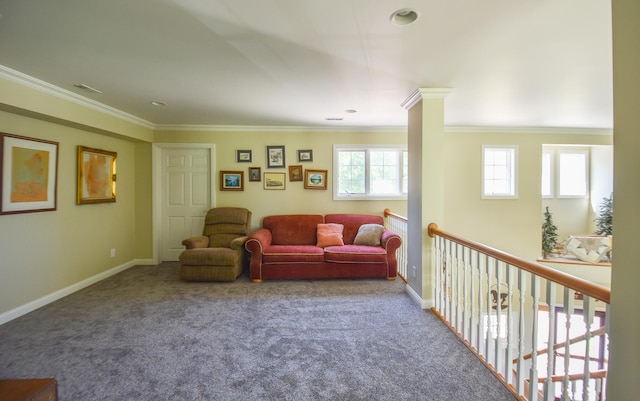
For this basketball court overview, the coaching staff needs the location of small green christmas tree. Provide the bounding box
[594,195,613,236]
[542,206,559,258]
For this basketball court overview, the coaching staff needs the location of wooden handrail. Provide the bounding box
[535,369,607,383]
[427,223,611,304]
[517,326,607,363]
[384,208,408,222]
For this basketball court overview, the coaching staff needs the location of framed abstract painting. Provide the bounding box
[0,133,59,215]
[77,146,117,204]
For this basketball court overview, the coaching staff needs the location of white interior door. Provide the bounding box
[159,146,214,261]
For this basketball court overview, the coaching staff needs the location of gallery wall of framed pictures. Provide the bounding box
[231,146,326,191]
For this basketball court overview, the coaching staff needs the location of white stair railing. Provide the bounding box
[428,223,610,401]
[384,209,408,282]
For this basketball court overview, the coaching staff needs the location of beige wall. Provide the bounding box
[0,109,147,314]
[443,131,613,261]
[154,129,408,229]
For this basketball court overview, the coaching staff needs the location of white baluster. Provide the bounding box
[494,260,503,374]
[561,287,575,401]
[516,269,527,397]
[544,280,557,401]
[582,296,595,401]
[529,276,541,401]
[485,256,494,365]
[504,264,513,386]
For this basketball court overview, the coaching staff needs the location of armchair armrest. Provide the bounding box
[230,236,248,251]
[182,236,209,249]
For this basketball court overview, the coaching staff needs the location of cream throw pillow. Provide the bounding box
[353,224,384,246]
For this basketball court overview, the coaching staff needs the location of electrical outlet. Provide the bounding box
[110,248,116,258]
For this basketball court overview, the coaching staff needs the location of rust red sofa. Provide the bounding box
[244,214,402,282]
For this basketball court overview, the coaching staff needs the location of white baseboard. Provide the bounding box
[0,259,152,325]
[405,284,434,309]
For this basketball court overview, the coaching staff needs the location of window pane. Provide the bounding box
[338,151,366,194]
[558,152,587,196]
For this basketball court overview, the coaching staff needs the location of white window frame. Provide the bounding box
[542,150,554,198]
[333,144,408,201]
[482,145,518,199]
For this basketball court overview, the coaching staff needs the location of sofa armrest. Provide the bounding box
[245,228,273,283]
[381,229,402,253]
[182,236,209,249]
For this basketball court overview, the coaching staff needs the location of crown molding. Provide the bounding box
[401,88,453,110]
[0,64,154,129]
[445,126,613,135]
[154,124,406,133]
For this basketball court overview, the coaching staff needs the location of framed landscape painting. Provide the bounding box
[264,172,285,190]
[0,133,59,214]
[304,169,327,190]
[220,171,244,191]
[77,146,117,205]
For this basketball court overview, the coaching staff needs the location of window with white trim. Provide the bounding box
[541,148,589,198]
[482,145,518,198]
[334,145,407,200]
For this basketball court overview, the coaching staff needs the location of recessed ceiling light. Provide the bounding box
[325,117,344,121]
[150,101,167,106]
[345,109,357,114]
[73,83,102,94]
[390,9,419,26]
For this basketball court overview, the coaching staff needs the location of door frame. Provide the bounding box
[152,143,216,264]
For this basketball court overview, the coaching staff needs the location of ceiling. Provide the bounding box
[0,0,613,129]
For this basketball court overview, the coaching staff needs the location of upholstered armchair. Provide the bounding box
[179,207,252,282]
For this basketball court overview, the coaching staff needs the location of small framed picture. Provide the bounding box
[77,146,117,205]
[248,167,261,182]
[288,165,303,182]
[1,133,59,214]
[220,171,244,191]
[297,149,313,162]
[266,145,286,168]
[304,169,327,190]
[264,172,286,190]
[236,150,252,163]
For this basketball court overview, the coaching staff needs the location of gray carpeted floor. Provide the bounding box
[0,263,516,401]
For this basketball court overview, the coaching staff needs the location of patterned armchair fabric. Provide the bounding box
[179,207,252,281]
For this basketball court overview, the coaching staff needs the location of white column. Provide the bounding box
[402,88,451,307]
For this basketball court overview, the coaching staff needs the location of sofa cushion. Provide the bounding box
[324,245,387,263]
[353,224,385,246]
[179,247,238,266]
[316,223,344,248]
[325,214,384,244]
[262,245,325,264]
[263,214,324,245]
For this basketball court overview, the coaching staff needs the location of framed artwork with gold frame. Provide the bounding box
[304,169,327,190]
[220,171,244,191]
[77,146,117,205]
[288,165,303,182]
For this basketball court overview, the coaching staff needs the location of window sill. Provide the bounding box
[537,256,611,267]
